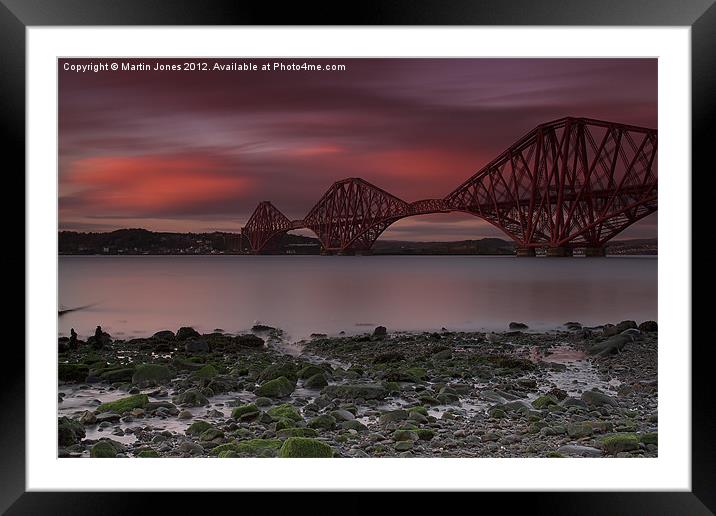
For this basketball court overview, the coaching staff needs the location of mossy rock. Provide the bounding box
[259,363,298,383]
[488,407,507,419]
[256,376,295,398]
[546,451,565,458]
[235,439,282,457]
[267,403,302,422]
[58,416,85,446]
[278,437,333,458]
[407,406,429,417]
[601,433,640,454]
[136,449,160,458]
[199,428,225,441]
[97,394,148,414]
[231,403,259,420]
[209,442,239,456]
[297,364,326,380]
[307,414,337,430]
[277,427,319,439]
[393,430,419,442]
[186,420,213,436]
[340,420,368,432]
[304,373,328,389]
[415,429,436,441]
[640,432,658,446]
[58,363,89,383]
[132,364,173,386]
[90,441,117,458]
[218,450,240,458]
[192,364,219,380]
[379,409,409,425]
[209,439,282,457]
[99,367,135,383]
[173,388,209,407]
[532,395,559,409]
[176,327,201,340]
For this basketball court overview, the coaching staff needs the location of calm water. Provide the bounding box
[58,255,657,341]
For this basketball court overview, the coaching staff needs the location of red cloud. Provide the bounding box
[63,154,251,214]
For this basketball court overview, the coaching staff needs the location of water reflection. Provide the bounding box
[59,255,657,340]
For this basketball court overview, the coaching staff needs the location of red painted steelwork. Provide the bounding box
[241,117,657,253]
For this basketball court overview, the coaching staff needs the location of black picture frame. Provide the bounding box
[5,0,708,513]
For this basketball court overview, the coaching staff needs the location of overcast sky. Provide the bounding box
[59,58,657,240]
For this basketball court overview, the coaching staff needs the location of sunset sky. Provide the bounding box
[59,58,657,241]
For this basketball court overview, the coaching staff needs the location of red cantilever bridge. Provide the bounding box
[242,117,657,256]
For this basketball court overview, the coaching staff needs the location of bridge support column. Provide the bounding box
[546,246,573,257]
[516,247,536,257]
[584,247,606,257]
[320,249,335,256]
[337,249,355,256]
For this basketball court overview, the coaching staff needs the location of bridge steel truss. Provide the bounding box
[241,117,657,254]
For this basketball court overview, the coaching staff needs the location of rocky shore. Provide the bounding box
[58,320,658,458]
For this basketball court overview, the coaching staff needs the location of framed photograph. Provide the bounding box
[9,0,709,512]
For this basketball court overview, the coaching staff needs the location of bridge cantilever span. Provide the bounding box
[241,117,657,255]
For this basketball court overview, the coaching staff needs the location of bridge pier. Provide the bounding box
[515,247,536,257]
[584,247,606,257]
[546,246,573,257]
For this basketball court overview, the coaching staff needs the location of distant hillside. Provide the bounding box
[58,229,656,256]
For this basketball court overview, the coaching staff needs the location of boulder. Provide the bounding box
[304,373,328,389]
[256,376,295,398]
[297,364,326,380]
[587,334,634,356]
[556,445,603,457]
[615,320,638,332]
[639,320,658,332]
[601,433,640,454]
[173,388,209,407]
[373,326,388,337]
[176,327,201,341]
[88,326,112,350]
[231,403,260,421]
[581,389,619,408]
[279,437,333,458]
[58,416,85,446]
[186,420,213,436]
[267,403,303,422]
[96,394,149,414]
[307,414,337,430]
[90,440,117,458]
[379,409,409,425]
[259,363,299,383]
[508,322,528,330]
[152,330,175,341]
